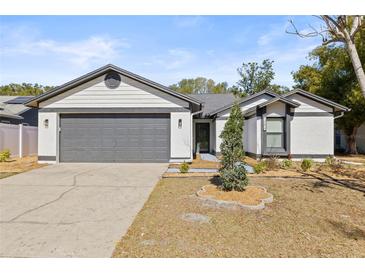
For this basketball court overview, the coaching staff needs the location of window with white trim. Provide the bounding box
[266,118,285,149]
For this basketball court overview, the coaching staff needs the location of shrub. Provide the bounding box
[219,102,245,170]
[324,156,343,170]
[325,156,335,166]
[220,162,249,191]
[301,159,313,172]
[0,149,11,162]
[254,161,267,174]
[219,102,248,191]
[264,155,280,170]
[281,159,293,169]
[179,162,190,173]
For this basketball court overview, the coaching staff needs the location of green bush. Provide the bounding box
[254,161,267,174]
[0,149,11,162]
[301,159,313,172]
[281,159,293,169]
[220,162,249,191]
[219,102,248,191]
[179,162,190,173]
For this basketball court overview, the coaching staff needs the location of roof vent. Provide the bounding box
[104,72,121,89]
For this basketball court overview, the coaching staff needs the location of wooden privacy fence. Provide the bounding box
[0,123,38,157]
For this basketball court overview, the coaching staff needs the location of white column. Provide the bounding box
[18,124,23,158]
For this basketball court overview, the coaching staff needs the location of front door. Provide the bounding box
[195,123,210,153]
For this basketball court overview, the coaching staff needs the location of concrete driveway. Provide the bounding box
[0,163,167,257]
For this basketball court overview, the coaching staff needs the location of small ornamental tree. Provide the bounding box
[219,102,248,191]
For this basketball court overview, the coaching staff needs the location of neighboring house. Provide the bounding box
[25,64,350,163]
[0,96,38,126]
[335,123,365,154]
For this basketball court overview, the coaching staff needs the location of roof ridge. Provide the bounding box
[25,64,203,107]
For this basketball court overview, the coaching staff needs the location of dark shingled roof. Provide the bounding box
[190,93,237,117]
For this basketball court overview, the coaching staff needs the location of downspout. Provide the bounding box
[190,108,204,161]
[333,111,347,154]
[334,111,345,119]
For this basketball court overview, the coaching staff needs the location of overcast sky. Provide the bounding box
[0,16,323,88]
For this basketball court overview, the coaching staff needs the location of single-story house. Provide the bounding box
[25,64,350,163]
[0,96,38,126]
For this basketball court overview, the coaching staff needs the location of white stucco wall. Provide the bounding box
[215,94,273,154]
[244,117,257,154]
[38,112,58,163]
[170,112,192,161]
[256,117,262,155]
[290,116,334,156]
[215,119,226,153]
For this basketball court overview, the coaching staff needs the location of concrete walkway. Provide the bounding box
[0,163,167,257]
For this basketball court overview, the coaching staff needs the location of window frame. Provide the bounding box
[264,117,287,154]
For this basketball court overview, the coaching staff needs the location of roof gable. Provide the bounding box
[38,73,183,109]
[26,64,202,108]
[283,88,350,112]
[207,90,277,117]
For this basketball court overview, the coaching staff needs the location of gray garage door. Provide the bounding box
[59,113,170,163]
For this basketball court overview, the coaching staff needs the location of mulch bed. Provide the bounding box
[197,185,272,206]
[163,172,219,178]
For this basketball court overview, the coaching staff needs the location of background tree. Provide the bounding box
[219,102,248,191]
[235,59,289,97]
[169,77,229,94]
[288,15,365,98]
[293,34,365,154]
[0,83,54,96]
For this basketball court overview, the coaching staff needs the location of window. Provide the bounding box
[266,118,285,149]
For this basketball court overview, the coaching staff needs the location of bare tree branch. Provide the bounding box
[287,15,365,98]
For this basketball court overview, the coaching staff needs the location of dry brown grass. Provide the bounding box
[336,154,365,164]
[169,158,220,169]
[113,176,365,258]
[0,156,46,176]
[243,156,259,167]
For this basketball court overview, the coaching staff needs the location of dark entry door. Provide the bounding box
[195,123,210,153]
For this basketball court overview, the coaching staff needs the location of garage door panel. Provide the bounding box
[60,113,170,162]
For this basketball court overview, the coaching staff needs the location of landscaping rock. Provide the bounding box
[197,185,273,210]
[181,213,210,224]
[140,239,157,246]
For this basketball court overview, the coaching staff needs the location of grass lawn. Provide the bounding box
[0,156,46,180]
[113,176,365,258]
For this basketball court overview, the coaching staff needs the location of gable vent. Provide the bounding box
[104,72,121,89]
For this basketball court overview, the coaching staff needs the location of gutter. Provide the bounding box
[334,111,345,119]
